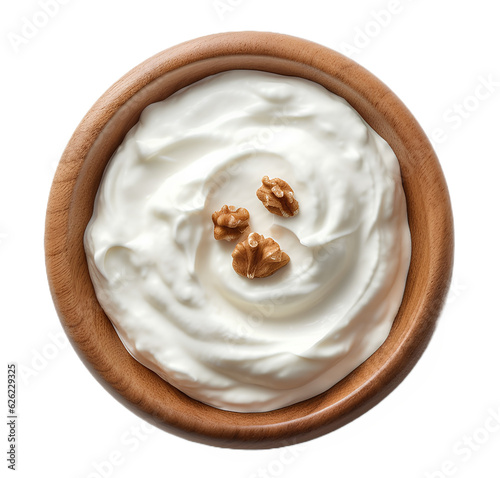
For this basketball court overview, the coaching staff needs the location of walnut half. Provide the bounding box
[256,176,299,217]
[232,232,290,279]
[212,205,250,241]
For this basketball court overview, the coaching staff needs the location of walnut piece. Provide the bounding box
[256,176,299,217]
[212,205,250,241]
[232,232,290,279]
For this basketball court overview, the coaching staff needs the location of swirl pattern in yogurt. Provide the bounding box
[84,70,411,412]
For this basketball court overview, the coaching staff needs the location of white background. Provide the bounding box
[2,0,499,477]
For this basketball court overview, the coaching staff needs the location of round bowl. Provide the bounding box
[45,32,453,449]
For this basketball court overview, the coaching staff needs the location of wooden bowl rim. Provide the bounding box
[45,31,453,449]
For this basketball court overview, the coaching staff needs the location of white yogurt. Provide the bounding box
[84,70,411,412]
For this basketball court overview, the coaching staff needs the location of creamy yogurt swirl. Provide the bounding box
[84,70,411,412]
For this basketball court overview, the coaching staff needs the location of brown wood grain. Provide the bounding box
[44,32,454,449]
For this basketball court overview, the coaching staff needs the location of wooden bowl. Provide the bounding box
[45,32,453,449]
